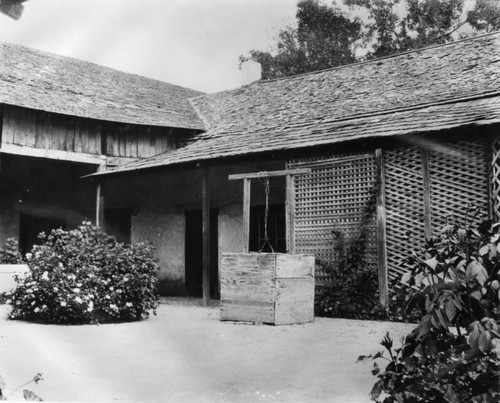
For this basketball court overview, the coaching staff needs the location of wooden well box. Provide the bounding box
[220,253,315,325]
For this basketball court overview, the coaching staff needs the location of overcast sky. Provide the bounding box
[0,0,298,93]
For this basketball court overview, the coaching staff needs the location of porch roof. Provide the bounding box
[0,42,204,130]
[98,94,500,175]
[95,32,500,176]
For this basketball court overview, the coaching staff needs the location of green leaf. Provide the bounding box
[370,380,383,401]
[425,257,438,270]
[479,244,490,256]
[466,261,488,286]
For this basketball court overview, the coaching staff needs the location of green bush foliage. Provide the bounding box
[360,207,500,402]
[7,222,159,324]
[314,226,387,320]
[0,238,24,264]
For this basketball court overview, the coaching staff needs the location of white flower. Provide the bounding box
[41,271,49,281]
[125,302,133,308]
[25,253,32,260]
[72,288,80,293]
[123,277,129,282]
[34,307,40,313]
[75,296,83,304]
[53,287,59,292]
[109,304,118,311]
[58,262,65,270]
[87,300,94,312]
[60,301,67,307]
[105,295,111,300]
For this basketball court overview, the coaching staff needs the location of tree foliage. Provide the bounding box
[241,0,500,79]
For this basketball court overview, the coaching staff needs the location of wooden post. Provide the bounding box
[202,167,211,306]
[242,178,251,253]
[422,148,432,240]
[286,174,295,253]
[95,163,106,227]
[228,168,310,254]
[375,149,388,306]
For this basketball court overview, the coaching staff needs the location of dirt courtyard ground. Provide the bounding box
[0,302,415,402]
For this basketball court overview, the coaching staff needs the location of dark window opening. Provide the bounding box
[19,213,66,255]
[249,204,286,253]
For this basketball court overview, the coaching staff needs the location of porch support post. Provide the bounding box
[242,178,251,253]
[95,163,106,228]
[202,166,211,306]
[375,149,388,306]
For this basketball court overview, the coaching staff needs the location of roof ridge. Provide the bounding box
[260,31,500,84]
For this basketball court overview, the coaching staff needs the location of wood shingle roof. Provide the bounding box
[0,42,204,129]
[69,32,500,175]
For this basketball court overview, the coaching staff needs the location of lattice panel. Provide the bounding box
[429,139,490,231]
[491,135,500,219]
[288,153,377,287]
[384,147,426,281]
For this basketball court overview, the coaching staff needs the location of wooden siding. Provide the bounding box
[287,152,378,287]
[1,106,177,163]
[3,106,101,155]
[103,124,173,159]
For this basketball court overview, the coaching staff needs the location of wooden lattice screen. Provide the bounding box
[385,138,490,281]
[491,134,500,219]
[384,146,426,280]
[287,153,377,287]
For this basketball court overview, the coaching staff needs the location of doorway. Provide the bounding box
[184,209,219,298]
[19,213,66,254]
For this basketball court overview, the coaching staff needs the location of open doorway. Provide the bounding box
[184,209,219,298]
[19,213,66,255]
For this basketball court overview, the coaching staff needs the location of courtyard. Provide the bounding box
[0,301,414,402]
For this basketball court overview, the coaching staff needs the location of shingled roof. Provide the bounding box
[0,42,204,129]
[98,32,500,176]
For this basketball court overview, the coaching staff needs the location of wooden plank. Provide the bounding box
[0,143,106,165]
[242,177,251,253]
[202,167,211,306]
[422,147,432,240]
[274,278,315,325]
[375,148,388,306]
[228,168,311,180]
[1,107,15,145]
[276,254,314,278]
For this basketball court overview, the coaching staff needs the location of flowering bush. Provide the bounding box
[8,222,159,324]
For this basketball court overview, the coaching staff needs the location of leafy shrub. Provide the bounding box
[314,226,386,320]
[361,206,500,402]
[0,238,24,264]
[8,222,159,324]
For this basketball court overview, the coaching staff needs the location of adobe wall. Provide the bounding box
[0,201,19,246]
[104,158,287,296]
[132,209,185,295]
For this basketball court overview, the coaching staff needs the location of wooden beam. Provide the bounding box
[202,167,211,306]
[95,163,106,227]
[242,178,251,253]
[0,143,106,165]
[286,174,295,253]
[228,168,311,181]
[375,149,388,307]
[422,147,432,240]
